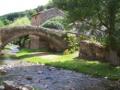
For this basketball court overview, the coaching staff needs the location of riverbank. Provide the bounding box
[0,61,119,90]
[0,48,120,90]
[15,49,120,80]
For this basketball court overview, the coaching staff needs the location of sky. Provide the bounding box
[0,0,50,16]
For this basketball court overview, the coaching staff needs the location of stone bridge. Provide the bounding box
[29,8,65,49]
[0,8,67,51]
[0,26,67,51]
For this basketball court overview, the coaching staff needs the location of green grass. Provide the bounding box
[16,49,120,80]
[0,54,17,60]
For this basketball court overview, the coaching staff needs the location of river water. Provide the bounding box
[0,44,20,65]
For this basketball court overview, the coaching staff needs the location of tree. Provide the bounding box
[35,6,44,13]
[0,20,4,27]
[9,16,30,26]
[52,0,120,65]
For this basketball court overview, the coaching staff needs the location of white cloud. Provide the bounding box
[0,0,49,16]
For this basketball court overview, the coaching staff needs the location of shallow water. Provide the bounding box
[0,44,20,65]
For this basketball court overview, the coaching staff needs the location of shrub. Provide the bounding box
[13,35,29,48]
[42,16,64,30]
[42,20,64,30]
[64,33,79,54]
[0,20,5,27]
[9,16,30,26]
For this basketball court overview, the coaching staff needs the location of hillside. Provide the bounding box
[0,4,54,27]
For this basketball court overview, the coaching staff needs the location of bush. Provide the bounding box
[42,16,64,30]
[0,20,5,27]
[64,33,79,54]
[9,16,30,26]
[13,35,29,48]
[42,20,64,30]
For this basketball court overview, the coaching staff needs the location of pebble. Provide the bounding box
[26,76,32,81]
[37,71,43,74]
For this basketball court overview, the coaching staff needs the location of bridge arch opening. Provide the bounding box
[3,34,50,54]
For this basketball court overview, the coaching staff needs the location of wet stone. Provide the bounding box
[26,76,33,81]
[0,85,4,90]
[37,71,43,74]
[0,69,7,75]
[3,80,33,90]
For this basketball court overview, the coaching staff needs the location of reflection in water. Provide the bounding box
[0,44,20,65]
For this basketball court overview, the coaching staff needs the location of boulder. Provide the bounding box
[0,69,7,75]
[79,40,120,66]
[79,40,107,61]
[0,85,4,90]
[4,81,33,90]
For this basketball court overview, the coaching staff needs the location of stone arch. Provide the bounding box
[30,8,65,50]
[0,26,67,51]
[31,8,64,26]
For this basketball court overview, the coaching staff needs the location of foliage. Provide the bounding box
[42,16,64,30]
[35,6,44,13]
[0,20,5,27]
[0,4,53,27]
[45,0,54,9]
[9,16,31,26]
[0,17,11,25]
[52,0,120,50]
[13,35,29,48]
[1,12,25,21]
[64,33,79,54]
[0,9,36,22]
[16,49,120,80]
[42,20,64,30]
[25,9,37,19]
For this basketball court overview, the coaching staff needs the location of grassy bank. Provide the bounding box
[16,49,120,80]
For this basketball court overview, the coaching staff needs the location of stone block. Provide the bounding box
[4,81,33,90]
[79,40,107,61]
[79,40,120,66]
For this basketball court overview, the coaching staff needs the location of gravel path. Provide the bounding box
[0,61,119,90]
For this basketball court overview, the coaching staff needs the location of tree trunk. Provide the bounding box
[107,50,120,66]
[107,1,116,48]
[107,1,120,66]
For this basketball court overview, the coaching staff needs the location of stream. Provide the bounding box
[0,44,120,90]
[0,44,20,65]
